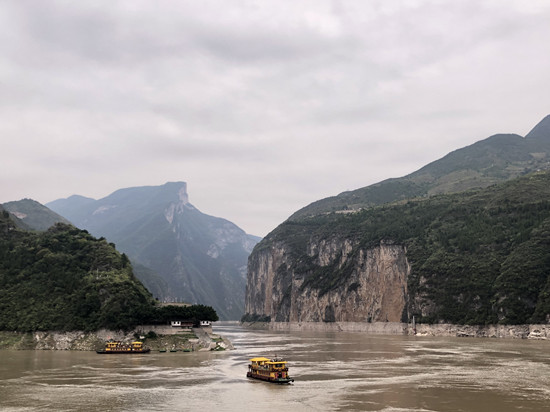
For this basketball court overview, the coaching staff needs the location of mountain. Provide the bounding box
[290,115,550,220]
[0,206,155,331]
[245,170,550,325]
[245,115,550,326]
[0,206,218,332]
[2,198,71,231]
[526,114,550,143]
[47,182,260,320]
[46,195,96,219]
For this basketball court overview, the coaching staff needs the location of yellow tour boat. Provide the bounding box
[96,340,150,354]
[247,357,294,384]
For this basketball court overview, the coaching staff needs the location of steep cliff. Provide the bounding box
[245,238,410,323]
[245,171,550,326]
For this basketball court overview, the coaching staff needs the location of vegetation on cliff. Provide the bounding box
[0,210,218,332]
[256,171,550,325]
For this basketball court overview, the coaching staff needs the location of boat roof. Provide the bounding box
[249,357,287,364]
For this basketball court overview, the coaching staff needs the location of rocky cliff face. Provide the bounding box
[245,238,410,323]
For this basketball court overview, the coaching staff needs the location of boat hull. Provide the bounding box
[246,372,294,384]
[96,349,151,354]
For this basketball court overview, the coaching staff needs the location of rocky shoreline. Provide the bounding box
[0,327,234,351]
[5,322,548,350]
[414,323,550,339]
[243,321,550,339]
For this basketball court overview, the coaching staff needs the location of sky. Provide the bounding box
[1,0,549,237]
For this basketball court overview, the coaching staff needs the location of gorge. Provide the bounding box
[244,115,550,330]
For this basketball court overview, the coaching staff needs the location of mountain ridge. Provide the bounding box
[2,199,71,231]
[290,115,550,221]
[47,181,260,320]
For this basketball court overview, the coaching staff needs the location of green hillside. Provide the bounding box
[0,207,217,332]
[261,171,550,325]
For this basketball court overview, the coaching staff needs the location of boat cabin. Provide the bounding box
[101,341,146,352]
[247,357,292,383]
[132,341,144,350]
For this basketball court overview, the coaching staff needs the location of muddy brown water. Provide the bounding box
[1,324,549,411]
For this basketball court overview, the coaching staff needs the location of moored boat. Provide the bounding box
[96,340,150,354]
[246,357,294,384]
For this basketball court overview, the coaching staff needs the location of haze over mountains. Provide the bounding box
[3,115,550,326]
[291,115,550,220]
[47,182,260,320]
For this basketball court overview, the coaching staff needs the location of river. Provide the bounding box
[1,324,549,411]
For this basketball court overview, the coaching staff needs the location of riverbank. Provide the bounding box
[242,321,550,339]
[0,327,234,351]
[414,323,550,339]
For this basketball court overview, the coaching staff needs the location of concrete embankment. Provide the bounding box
[414,323,550,339]
[243,321,550,339]
[269,321,407,335]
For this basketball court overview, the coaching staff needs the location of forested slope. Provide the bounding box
[252,171,550,325]
[0,208,217,332]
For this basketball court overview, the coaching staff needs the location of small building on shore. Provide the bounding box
[170,320,194,329]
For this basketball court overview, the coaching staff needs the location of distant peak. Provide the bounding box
[178,183,189,205]
[68,194,95,201]
[164,181,187,188]
[525,114,550,140]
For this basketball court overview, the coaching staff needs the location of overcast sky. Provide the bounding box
[1,0,549,237]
